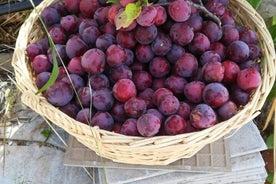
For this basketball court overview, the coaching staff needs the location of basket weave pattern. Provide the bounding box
[12,0,276,165]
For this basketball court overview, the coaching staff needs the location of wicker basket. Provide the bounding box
[12,0,276,165]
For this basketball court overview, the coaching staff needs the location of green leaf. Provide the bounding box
[41,128,51,139]
[267,82,276,100]
[265,134,274,149]
[271,16,276,26]
[266,172,274,183]
[115,3,141,30]
[107,0,120,4]
[247,0,262,9]
[35,37,59,95]
[269,24,276,45]
[140,0,151,6]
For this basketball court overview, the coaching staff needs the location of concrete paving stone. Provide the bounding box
[227,122,267,157]
[231,152,265,171]
[257,0,276,19]
[0,145,92,184]
[0,113,68,149]
[98,168,174,184]
[126,166,267,184]
[94,121,267,184]
[64,135,230,172]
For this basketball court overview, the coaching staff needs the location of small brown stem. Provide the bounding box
[186,0,221,27]
[155,0,222,27]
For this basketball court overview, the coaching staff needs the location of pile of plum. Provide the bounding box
[26,0,262,137]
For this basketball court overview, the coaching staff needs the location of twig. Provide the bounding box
[155,0,221,27]
[0,137,66,152]
[262,98,276,131]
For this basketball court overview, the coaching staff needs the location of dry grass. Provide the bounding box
[0,10,30,47]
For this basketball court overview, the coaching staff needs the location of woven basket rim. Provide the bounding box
[12,0,276,165]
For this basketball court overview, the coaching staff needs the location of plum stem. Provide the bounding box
[155,0,222,28]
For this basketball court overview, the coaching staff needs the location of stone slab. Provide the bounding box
[0,145,92,184]
[227,121,267,157]
[64,135,230,172]
[0,113,68,149]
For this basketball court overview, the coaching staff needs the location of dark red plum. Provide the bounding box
[168,0,191,22]
[65,35,88,59]
[124,97,147,118]
[201,21,222,43]
[60,15,78,34]
[203,83,229,108]
[76,86,92,107]
[170,23,194,46]
[175,53,198,78]
[158,94,180,116]
[108,65,132,83]
[44,81,74,107]
[230,86,250,106]
[166,44,185,64]
[177,102,191,120]
[134,25,157,45]
[154,5,167,26]
[149,57,170,78]
[96,34,116,51]
[137,113,161,137]
[164,115,186,135]
[221,25,239,45]
[190,104,217,129]
[132,71,152,91]
[186,12,203,32]
[222,60,240,84]
[111,102,127,122]
[60,102,81,119]
[64,0,81,13]
[152,78,166,91]
[165,75,187,95]
[49,25,67,44]
[153,88,173,105]
[61,74,85,91]
[226,41,249,63]
[151,32,172,56]
[120,119,139,136]
[81,26,101,46]
[200,51,221,66]
[184,81,205,103]
[67,57,86,76]
[138,88,155,109]
[202,61,224,83]
[218,101,238,121]
[81,48,106,74]
[146,108,164,123]
[41,7,61,26]
[239,28,258,44]
[236,68,261,92]
[79,0,99,17]
[26,43,43,61]
[76,108,92,124]
[188,33,210,55]
[92,89,114,111]
[116,30,136,49]
[32,54,52,74]
[113,79,137,102]
[106,44,127,67]
[136,5,157,27]
[135,44,154,63]
[91,111,114,131]
[88,74,110,90]
[36,72,51,89]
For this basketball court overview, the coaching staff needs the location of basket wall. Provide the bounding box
[12,0,276,165]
